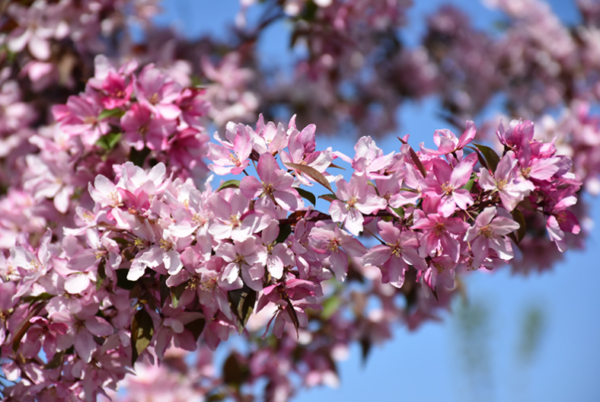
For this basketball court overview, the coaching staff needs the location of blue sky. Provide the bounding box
[154,1,600,401]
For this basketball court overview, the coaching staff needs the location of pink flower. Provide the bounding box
[215,237,267,291]
[362,221,426,288]
[50,303,113,363]
[258,221,295,279]
[52,95,111,148]
[240,153,302,211]
[478,151,534,211]
[412,213,468,262]
[135,64,182,120]
[207,123,253,175]
[329,174,386,236]
[121,103,177,151]
[464,207,520,268]
[208,190,271,242]
[419,121,477,155]
[545,194,581,252]
[309,223,367,281]
[422,157,475,217]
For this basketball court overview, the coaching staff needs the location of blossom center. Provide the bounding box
[149,93,160,105]
[159,239,174,251]
[83,116,97,125]
[433,222,446,236]
[496,179,508,191]
[347,196,358,208]
[521,167,531,178]
[233,254,247,265]
[390,242,403,257]
[192,213,206,226]
[479,224,494,239]
[441,182,454,195]
[200,277,217,292]
[229,215,240,228]
[327,238,341,252]
[262,182,274,196]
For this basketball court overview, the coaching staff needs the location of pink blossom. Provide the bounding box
[240,152,302,211]
[422,157,475,217]
[464,207,520,268]
[478,151,535,211]
[362,221,426,288]
[215,237,268,291]
[329,174,386,236]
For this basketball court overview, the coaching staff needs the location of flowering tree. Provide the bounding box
[0,0,597,401]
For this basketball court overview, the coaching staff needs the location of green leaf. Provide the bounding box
[296,188,316,206]
[284,162,334,193]
[511,208,527,243]
[391,206,405,218]
[22,293,54,304]
[462,175,476,192]
[276,223,292,244]
[217,179,240,192]
[222,353,250,390]
[171,282,188,308]
[228,284,257,334]
[98,108,125,120]
[185,318,206,342]
[96,132,122,151]
[116,269,137,290]
[474,143,501,172]
[321,296,341,319]
[318,193,338,202]
[131,308,154,365]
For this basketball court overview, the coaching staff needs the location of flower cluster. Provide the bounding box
[0,112,581,400]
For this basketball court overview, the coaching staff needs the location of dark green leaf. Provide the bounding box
[222,353,250,389]
[116,269,137,290]
[44,351,65,369]
[228,284,257,334]
[296,188,316,206]
[22,293,54,304]
[474,143,501,172]
[391,206,405,218]
[96,132,122,151]
[511,208,527,243]
[171,282,188,308]
[130,146,151,167]
[217,179,240,192]
[284,162,333,192]
[96,260,106,291]
[112,237,129,246]
[285,298,300,337]
[360,337,372,367]
[276,223,292,244]
[318,193,338,202]
[131,308,154,365]
[98,108,125,120]
[185,318,206,342]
